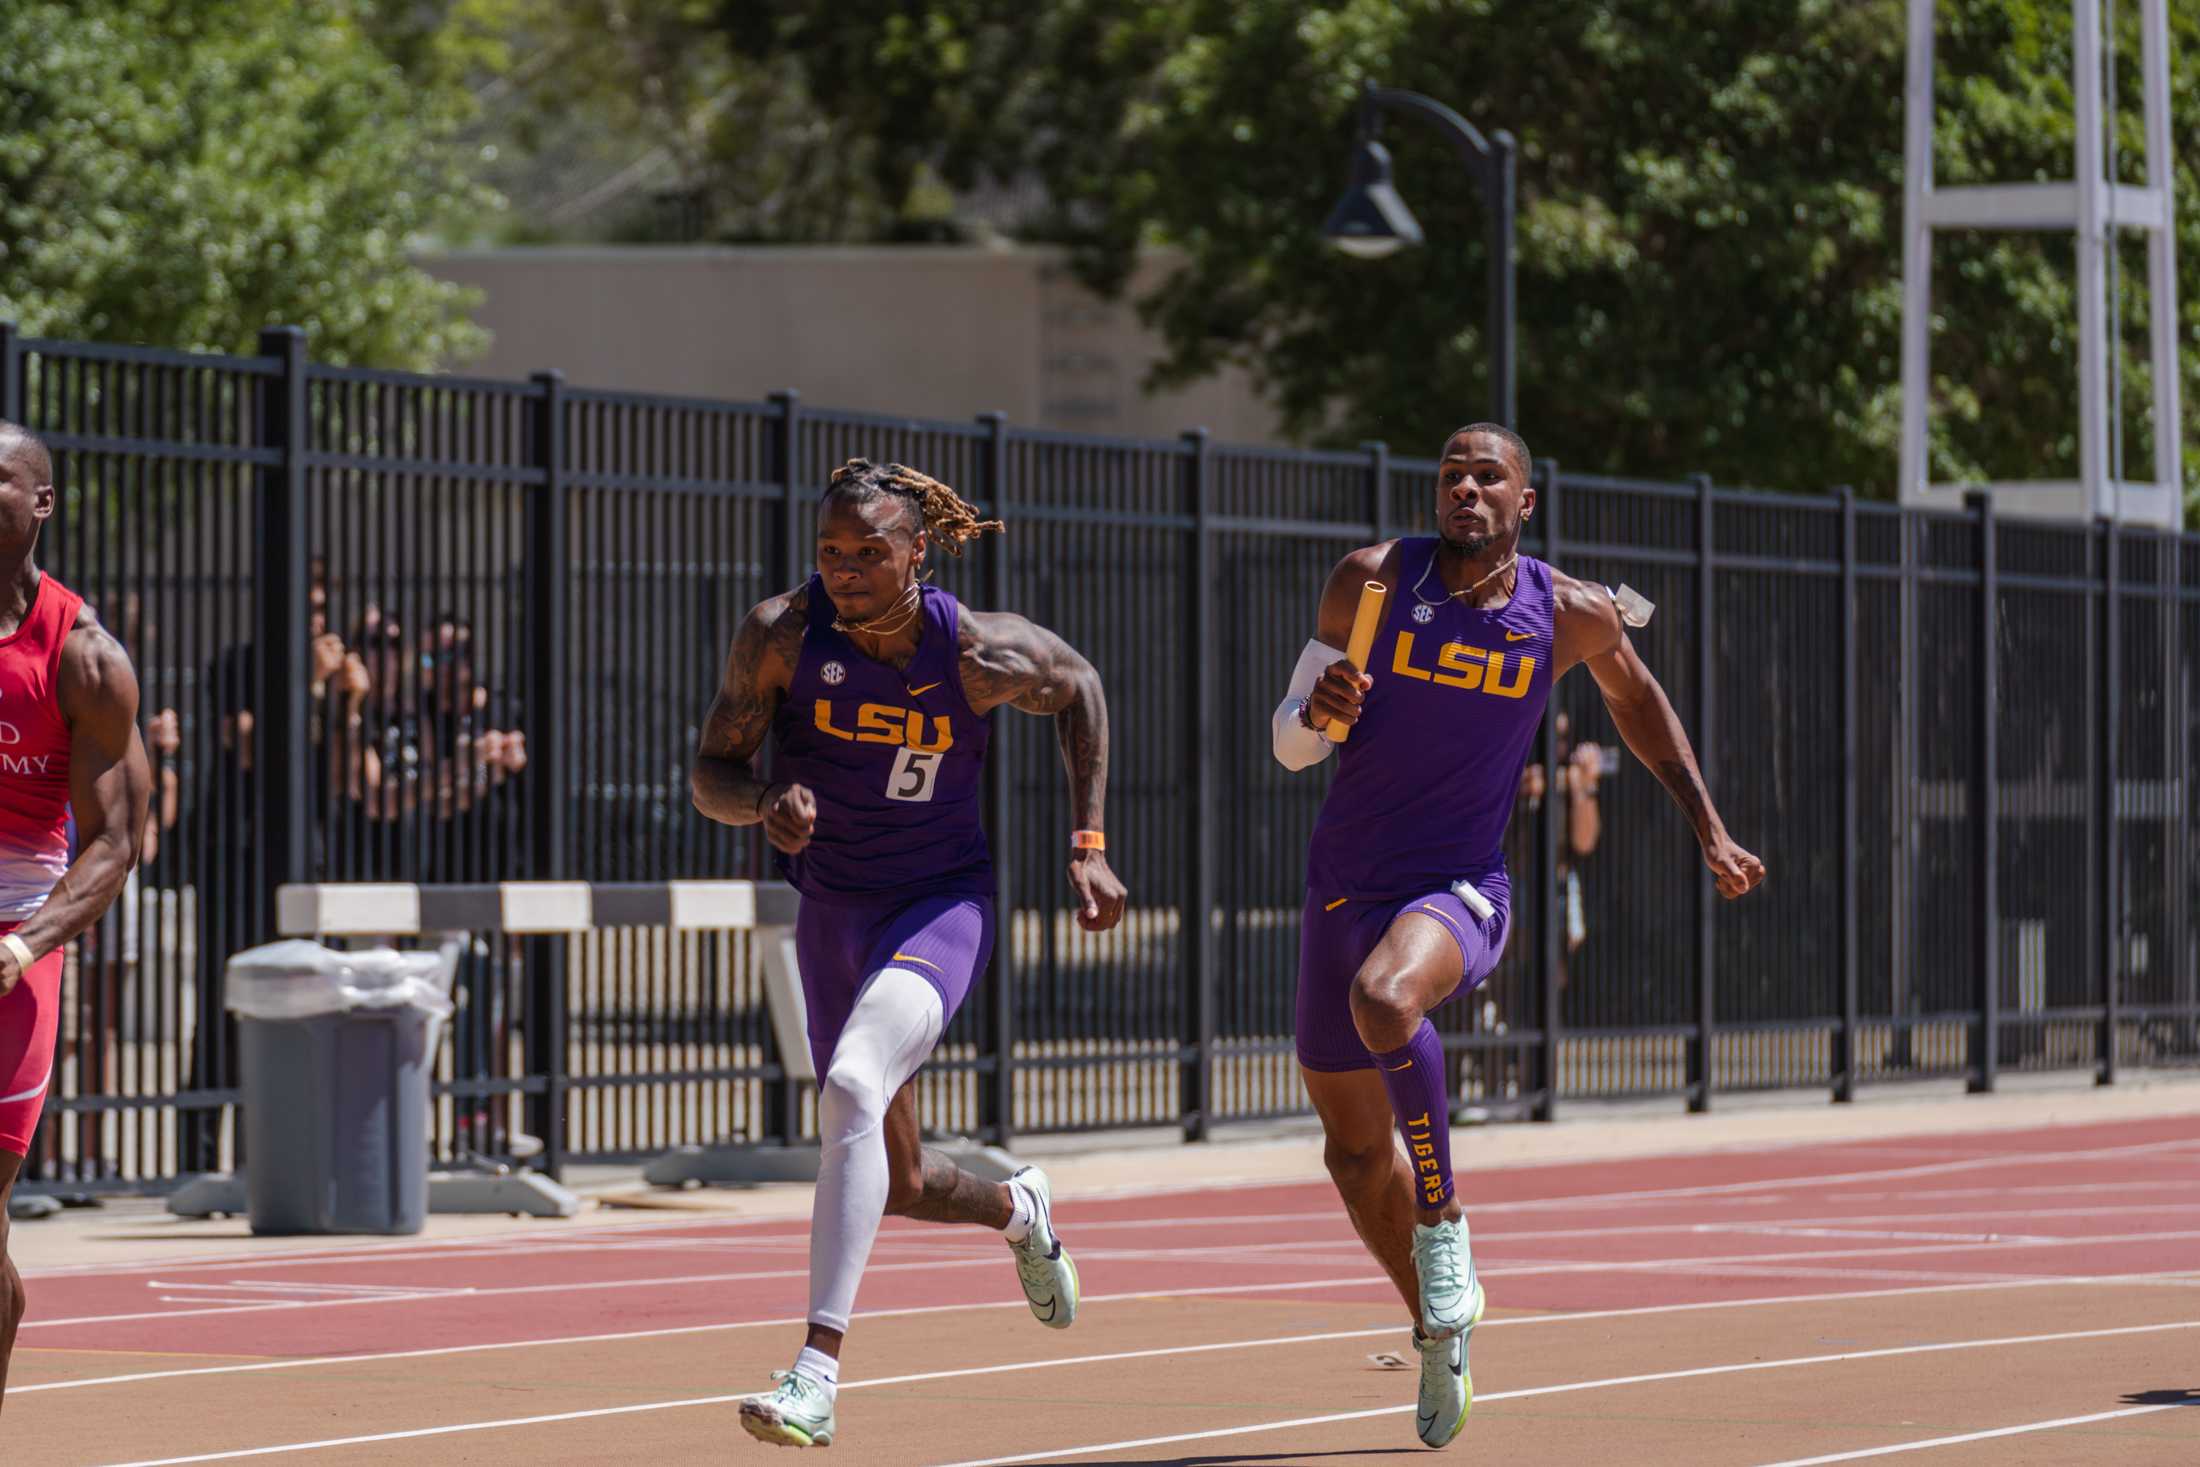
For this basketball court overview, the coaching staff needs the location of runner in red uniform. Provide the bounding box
[0,422,151,1413]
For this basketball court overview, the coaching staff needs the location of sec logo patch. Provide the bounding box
[821,661,846,686]
[1410,603,1436,624]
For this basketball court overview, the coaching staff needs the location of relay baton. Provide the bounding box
[1325,580,1389,743]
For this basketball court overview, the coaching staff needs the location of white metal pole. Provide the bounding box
[2140,0,2182,508]
[1900,0,1937,504]
[2074,0,2112,518]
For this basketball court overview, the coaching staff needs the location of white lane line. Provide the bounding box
[35,1224,2200,1332]
[1825,1178,2200,1206]
[85,1317,2200,1467]
[26,1255,1010,1329]
[32,1264,2200,1398]
[1480,1226,2200,1278]
[1460,1136,2199,1212]
[1681,1225,2063,1244]
[929,1319,2200,1467]
[19,1213,808,1280]
[1749,1400,2200,1465]
[150,1281,477,1299]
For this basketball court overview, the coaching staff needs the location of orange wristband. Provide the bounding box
[1070,830,1105,851]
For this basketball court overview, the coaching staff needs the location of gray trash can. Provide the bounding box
[224,939,458,1236]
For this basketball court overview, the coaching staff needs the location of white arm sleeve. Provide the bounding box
[1273,639,1347,771]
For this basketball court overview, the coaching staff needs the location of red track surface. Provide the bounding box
[14,1114,2200,1465]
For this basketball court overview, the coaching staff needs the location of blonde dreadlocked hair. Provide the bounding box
[824,458,1004,556]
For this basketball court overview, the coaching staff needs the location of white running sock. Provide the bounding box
[792,1346,840,1390]
[1002,1176,1036,1245]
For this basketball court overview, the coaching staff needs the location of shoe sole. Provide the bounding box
[1418,1280,1487,1449]
[1043,1247,1080,1330]
[1015,1167,1079,1330]
[739,1403,833,1448]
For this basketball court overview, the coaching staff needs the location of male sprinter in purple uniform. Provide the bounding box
[1274,424,1764,1448]
[694,459,1125,1449]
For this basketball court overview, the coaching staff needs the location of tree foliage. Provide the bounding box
[0,0,493,366]
[711,0,2200,509]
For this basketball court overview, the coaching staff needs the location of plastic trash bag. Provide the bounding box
[224,938,461,1021]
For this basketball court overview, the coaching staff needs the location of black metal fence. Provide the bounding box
[3,323,2193,1190]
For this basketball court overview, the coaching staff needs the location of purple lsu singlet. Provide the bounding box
[1305,541,1557,900]
[770,576,993,901]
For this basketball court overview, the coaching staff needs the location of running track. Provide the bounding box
[11,1114,2200,1464]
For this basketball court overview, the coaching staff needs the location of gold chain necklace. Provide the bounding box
[832,581,924,638]
[1411,551,1518,607]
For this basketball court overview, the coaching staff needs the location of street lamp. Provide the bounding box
[1322,139,1422,260]
[1322,84,1517,428]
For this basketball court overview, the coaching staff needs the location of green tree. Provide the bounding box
[0,0,494,366]
[713,0,2200,512]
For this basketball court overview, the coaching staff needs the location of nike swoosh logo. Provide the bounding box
[1386,1059,1413,1072]
[1504,629,1532,642]
[908,681,942,696]
[1033,1294,1058,1321]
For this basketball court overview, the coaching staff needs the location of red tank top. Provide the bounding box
[0,572,80,918]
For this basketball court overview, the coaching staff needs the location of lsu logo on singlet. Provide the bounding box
[811,701,954,751]
[1388,632,1535,699]
[812,700,955,804]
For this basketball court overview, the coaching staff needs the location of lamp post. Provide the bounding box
[1323,85,1517,428]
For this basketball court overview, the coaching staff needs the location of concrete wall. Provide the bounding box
[416,245,1285,444]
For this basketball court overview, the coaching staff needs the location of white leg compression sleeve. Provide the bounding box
[807,966,946,1333]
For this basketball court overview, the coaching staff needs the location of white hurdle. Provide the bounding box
[257,880,1017,1199]
[169,880,816,1220]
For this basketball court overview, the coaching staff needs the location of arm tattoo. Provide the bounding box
[1654,758,1717,843]
[960,611,1109,830]
[691,589,806,826]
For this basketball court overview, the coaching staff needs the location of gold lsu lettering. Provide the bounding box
[1389,632,1535,699]
[814,701,954,752]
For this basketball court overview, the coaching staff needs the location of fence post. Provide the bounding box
[0,322,19,423]
[1688,472,1717,1113]
[2159,529,2185,1071]
[1533,460,1563,1122]
[1966,490,1999,1094]
[525,369,571,1176]
[254,328,312,897]
[762,389,802,1146]
[2098,517,2120,1085]
[1365,439,1390,541]
[1182,428,1216,1140]
[979,411,1017,1145]
[772,391,803,599]
[1834,486,1859,1102]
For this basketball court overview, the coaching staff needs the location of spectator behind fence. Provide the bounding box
[182,558,371,1170]
[424,612,527,845]
[356,609,427,856]
[419,612,529,1157]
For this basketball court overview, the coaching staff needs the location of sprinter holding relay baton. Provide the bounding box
[1272,423,1765,1450]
